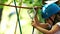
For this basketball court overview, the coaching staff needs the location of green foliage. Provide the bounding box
[33,0,43,6]
[0,0,8,3]
[23,0,43,7]
[0,5,3,8]
[0,0,8,8]
[37,9,45,23]
[23,0,34,4]
[0,0,43,8]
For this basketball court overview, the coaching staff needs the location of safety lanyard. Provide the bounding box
[27,7,36,34]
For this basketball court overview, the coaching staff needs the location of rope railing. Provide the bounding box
[0,4,42,9]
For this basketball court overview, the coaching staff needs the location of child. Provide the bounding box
[32,2,60,34]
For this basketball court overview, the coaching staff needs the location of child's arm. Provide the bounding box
[32,22,60,34]
[32,14,49,28]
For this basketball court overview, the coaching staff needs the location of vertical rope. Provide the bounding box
[14,0,23,34]
[14,0,22,34]
[32,8,35,34]
[32,7,38,34]
[27,7,36,34]
[32,27,34,34]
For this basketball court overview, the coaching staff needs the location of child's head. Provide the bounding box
[42,3,60,19]
[42,3,60,25]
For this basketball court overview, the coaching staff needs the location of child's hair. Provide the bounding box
[55,1,60,7]
[45,11,60,30]
[53,12,60,25]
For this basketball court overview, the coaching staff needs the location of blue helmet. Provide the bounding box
[42,3,60,19]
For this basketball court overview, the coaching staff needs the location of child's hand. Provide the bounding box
[31,20,38,27]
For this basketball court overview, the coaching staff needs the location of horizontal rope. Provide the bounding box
[0,4,42,9]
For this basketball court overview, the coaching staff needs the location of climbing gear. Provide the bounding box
[27,7,36,34]
[14,0,22,34]
[42,3,60,19]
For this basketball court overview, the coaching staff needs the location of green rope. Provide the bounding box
[13,0,22,34]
